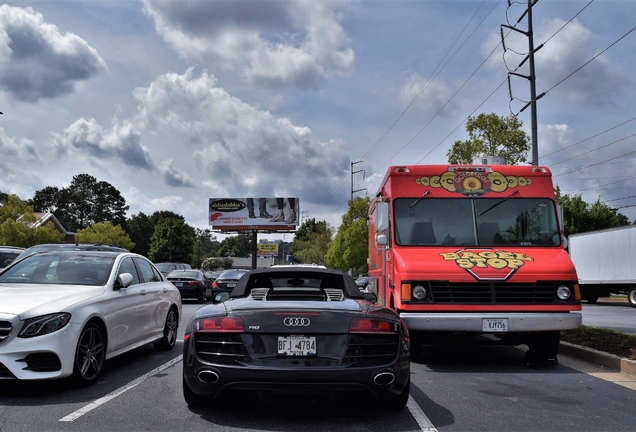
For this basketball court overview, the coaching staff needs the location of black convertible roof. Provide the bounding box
[230,267,365,299]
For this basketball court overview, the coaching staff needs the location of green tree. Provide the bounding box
[192,228,219,268]
[29,174,129,231]
[201,257,224,271]
[555,186,630,237]
[126,212,154,256]
[75,221,135,250]
[446,113,531,165]
[0,194,33,223]
[148,216,195,263]
[290,218,332,265]
[0,218,63,247]
[215,234,252,259]
[325,196,370,272]
[0,195,63,247]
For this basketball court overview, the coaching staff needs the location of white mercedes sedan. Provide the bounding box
[0,250,182,386]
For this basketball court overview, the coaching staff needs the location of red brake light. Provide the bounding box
[195,316,244,332]
[213,281,218,288]
[349,317,397,333]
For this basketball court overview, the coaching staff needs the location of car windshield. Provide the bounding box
[155,264,175,272]
[219,270,247,279]
[0,254,115,286]
[168,270,200,278]
[393,197,560,247]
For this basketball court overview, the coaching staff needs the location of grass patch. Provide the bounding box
[561,325,636,360]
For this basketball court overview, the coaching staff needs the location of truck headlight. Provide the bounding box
[556,285,572,300]
[412,285,427,300]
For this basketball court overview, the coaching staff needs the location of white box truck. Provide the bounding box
[568,225,636,307]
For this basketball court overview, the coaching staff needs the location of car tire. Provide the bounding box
[385,377,410,409]
[154,307,178,351]
[526,330,560,367]
[183,376,212,407]
[197,288,205,303]
[585,295,599,304]
[71,322,106,387]
[628,287,636,308]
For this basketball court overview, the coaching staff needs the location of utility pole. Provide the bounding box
[350,161,367,201]
[502,0,545,166]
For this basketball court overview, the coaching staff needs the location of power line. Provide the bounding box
[543,24,636,96]
[549,133,636,166]
[542,115,636,158]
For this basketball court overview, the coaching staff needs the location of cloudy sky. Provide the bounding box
[1,0,635,239]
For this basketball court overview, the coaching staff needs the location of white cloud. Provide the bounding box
[142,0,355,88]
[399,71,453,115]
[132,68,350,200]
[0,127,38,161]
[0,5,107,102]
[159,159,196,188]
[53,118,154,170]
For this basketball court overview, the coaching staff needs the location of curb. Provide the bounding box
[559,341,636,377]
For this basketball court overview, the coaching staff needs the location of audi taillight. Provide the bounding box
[194,316,244,332]
[349,317,398,333]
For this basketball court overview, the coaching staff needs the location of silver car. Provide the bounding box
[0,250,182,386]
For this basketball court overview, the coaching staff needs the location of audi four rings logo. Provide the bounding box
[283,317,311,326]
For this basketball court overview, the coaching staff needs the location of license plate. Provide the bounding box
[483,318,508,332]
[227,283,236,288]
[277,335,316,356]
[175,282,183,287]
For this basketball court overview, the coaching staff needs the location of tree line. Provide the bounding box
[0,174,248,268]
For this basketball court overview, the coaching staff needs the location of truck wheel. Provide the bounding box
[585,295,599,304]
[526,331,560,367]
[628,288,636,308]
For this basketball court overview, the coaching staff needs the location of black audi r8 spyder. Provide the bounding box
[182,267,411,408]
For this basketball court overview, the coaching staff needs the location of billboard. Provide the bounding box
[209,198,300,229]
[257,243,279,257]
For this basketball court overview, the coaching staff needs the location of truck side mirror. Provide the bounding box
[376,202,389,231]
[376,234,387,246]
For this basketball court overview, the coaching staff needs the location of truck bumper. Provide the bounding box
[400,312,582,332]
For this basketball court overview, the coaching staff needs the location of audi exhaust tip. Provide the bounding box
[373,372,396,386]
[198,370,220,384]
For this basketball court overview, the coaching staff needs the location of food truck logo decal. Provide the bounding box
[415,170,531,197]
[440,249,534,281]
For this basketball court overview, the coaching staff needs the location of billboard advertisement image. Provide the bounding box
[209,198,300,229]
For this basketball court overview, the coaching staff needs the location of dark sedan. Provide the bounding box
[167,270,212,302]
[182,267,410,408]
[212,269,249,293]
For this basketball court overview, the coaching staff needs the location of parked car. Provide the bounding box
[167,269,212,303]
[182,267,410,408]
[13,243,128,263]
[204,271,221,281]
[355,276,369,290]
[212,269,249,293]
[155,262,192,276]
[0,250,182,386]
[0,246,25,271]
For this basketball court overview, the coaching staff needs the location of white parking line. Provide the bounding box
[407,395,438,432]
[59,356,183,422]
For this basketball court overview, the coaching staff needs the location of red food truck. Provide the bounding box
[367,161,582,364]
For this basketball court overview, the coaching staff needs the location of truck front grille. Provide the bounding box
[428,281,560,304]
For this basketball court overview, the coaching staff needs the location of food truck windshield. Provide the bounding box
[393,197,560,247]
